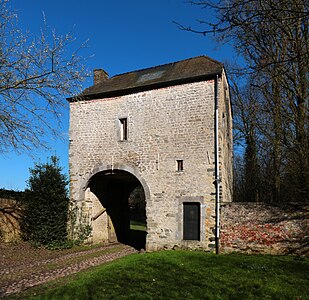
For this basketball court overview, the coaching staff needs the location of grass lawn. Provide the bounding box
[10,251,308,300]
[130,220,147,231]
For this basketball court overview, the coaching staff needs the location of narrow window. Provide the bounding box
[119,118,128,141]
[183,203,200,240]
[177,160,183,172]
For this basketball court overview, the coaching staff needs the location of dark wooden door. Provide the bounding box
[183,203,200,240]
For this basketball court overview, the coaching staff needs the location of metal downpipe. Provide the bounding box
[214,74,221,254]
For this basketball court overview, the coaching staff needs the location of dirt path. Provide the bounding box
[0,242,138,297]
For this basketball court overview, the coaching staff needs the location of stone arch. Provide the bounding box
[78,163,150,250]
[79,163,150,203]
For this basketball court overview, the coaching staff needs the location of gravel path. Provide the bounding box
[0,243,138,297]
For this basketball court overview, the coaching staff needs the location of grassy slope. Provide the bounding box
[12,251,308,300]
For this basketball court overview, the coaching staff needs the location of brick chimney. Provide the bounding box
[93,69,109,85]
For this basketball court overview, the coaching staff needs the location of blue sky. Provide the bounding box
[0,0,236,190]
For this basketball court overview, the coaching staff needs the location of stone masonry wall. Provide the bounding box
[70,78,231,251]
[220,202,309,255]
[86,188,109,243]
[219,70,233,203]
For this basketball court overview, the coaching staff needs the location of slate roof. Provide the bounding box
[69,56,224,101]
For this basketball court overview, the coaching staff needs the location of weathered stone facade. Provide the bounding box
[69,56,233,251]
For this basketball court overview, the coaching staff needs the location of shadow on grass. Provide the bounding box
[11,251,309,300]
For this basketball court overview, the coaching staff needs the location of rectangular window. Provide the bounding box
[119,118,128,141]
[177,160,183,172]
[183,203,200,240]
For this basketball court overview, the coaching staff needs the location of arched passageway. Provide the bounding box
[88,169,147,250]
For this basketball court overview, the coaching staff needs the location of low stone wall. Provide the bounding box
[220,202,308,255]
[0,198,22,242]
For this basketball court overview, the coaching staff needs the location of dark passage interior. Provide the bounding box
[88,170,147,250]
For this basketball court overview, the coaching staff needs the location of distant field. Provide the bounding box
[10,251,308,300]
[130,220,147,231]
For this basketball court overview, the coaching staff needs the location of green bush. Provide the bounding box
[21,156,69,248]
[0,188,24,200]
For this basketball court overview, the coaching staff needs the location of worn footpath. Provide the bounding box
[0,242,137,297]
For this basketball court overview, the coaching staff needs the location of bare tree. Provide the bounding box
[180,0,309,202]
[0,0,89,153]
[231,75,262,202]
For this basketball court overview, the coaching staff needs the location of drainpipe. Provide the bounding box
[214,74,221,254]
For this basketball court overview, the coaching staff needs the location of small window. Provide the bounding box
[119,118,128,141]
[177,160,183,172]
[183,202,200,240]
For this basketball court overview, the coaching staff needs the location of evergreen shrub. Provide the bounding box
[21,156,69,248]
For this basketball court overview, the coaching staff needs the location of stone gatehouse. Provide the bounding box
[68,56,233,251]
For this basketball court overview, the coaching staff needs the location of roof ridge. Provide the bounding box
[110,55,223,79]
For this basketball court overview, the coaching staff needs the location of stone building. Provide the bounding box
[68,56,233,251]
